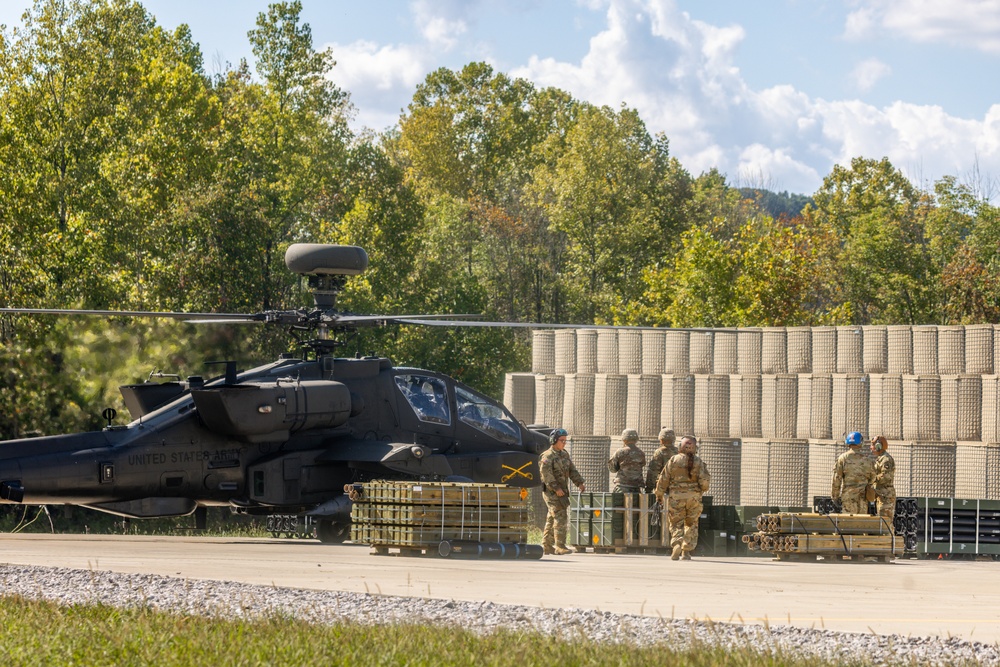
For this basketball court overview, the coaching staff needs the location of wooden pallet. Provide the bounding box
[575,545,673,555]
[774,552,894,563]
[370,544,435,557]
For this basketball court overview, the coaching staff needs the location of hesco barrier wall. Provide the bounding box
[506,324,1000,511]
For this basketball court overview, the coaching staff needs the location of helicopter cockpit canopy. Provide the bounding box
[455,385,521,446]
[395,374,450,425]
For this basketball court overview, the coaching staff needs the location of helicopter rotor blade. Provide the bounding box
[1,307,714,333]
[389,318,612,329]
[0,307,258,322]
[391,318,716,333]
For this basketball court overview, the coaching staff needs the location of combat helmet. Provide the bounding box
[845,431,863,446]
[621,428,639,443]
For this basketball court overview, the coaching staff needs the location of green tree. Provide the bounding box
[935,177,1000,323]
[803,157,935,324]
[639,224,739,328]
[530,104,690,323]
[159,1,351,316]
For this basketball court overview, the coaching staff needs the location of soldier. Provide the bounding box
[539,428,586,555]
[870,435,896,530]
[608,428,646,493]
[655,435,710,560]
[645,428,677,493]
[831,431,875,514]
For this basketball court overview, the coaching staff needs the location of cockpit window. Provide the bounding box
[455,385,521,446]
[395,374,451,425]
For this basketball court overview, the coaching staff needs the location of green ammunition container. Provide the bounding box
[588,492,624,546]
[710,505,737,533]
[735,505,777,523]
[569,493,592,547]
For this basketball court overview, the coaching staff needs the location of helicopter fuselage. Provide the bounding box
[0,355,547,534]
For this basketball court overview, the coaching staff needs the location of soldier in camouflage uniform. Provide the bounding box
[608,428,646,493]
[870,435,896,530]
[655,435,710,560]
[644,428,677,493]
[540,428,586,555]
[831,431,875,515]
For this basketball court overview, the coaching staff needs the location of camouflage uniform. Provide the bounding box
[540,445,585,552]
[645,442,678,493]
[608,442,646,493]
[655,452,710,556]
[831,448,875,514]
[873,451,896,529]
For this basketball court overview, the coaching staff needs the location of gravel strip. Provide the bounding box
[1,563,996,666]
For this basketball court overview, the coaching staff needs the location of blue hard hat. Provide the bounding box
[845,431,863,446]
[549,428,569,445]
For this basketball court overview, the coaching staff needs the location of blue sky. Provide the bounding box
[3,0,999,195]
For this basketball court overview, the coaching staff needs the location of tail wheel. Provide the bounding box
[316,520,350,544]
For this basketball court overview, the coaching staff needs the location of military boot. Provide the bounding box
[553,545,575,555]
[671,545,682,560]
[543,546,555,555]
[681,551,692,561]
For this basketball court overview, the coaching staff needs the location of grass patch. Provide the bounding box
[0,595,874,667]
[0,506,271,538]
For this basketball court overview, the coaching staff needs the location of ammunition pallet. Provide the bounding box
[349,481,533,549]
[346,481,527,506]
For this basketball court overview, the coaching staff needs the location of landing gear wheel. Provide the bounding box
[316,520,350,544]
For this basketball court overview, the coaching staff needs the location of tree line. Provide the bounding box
[2,0,999,439]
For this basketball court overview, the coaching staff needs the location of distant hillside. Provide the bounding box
[738,188,814,219]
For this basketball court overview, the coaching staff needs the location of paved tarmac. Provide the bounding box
[1,533,998,644]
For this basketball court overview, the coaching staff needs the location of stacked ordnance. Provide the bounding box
[348,481,533,552]
[743,511,900,559]
[918,497,1000,556]
[814,495,920,553]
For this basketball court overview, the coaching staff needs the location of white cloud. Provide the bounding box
[815,98,1000,189]
[412,0,471,49]
[514,0,1000,193]
[843,6,877,39]
[326,39,435,132]
[850,57,891,92]
[736,144,821,192]
[325,0,1000,193]
[846,0,1000,53]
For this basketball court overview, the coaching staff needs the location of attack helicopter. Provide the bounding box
[0,244,551,542]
